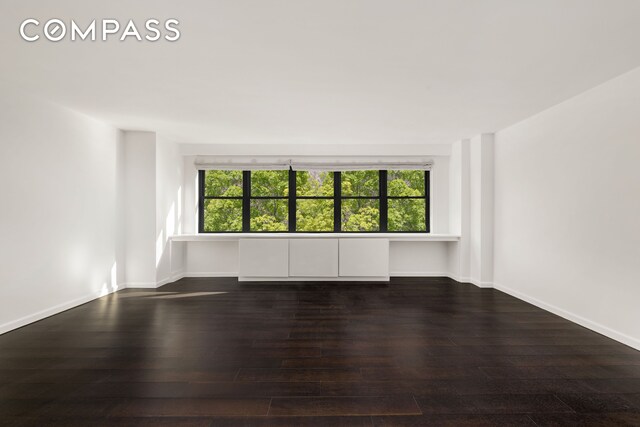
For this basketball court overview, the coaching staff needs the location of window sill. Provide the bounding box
[171,233,460,242]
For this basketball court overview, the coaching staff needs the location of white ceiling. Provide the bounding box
[2,0,640,145]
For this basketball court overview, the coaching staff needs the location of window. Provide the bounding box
[199,170,429,233]
[250,170,289,232]
[201,170,243,232]
[341,171,379,232]
[296,171,334,232]
[387,170,427,232]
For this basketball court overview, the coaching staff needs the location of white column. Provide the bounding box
[447,138,471,281]
[469,133,494,287]
[123,131,157,287]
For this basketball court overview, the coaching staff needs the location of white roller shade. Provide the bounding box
[290,161,432,172]
[194,157,433,171]
[194,157,289,170]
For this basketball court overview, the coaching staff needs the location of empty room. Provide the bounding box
[1,0,640,425]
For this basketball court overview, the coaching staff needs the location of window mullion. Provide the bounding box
[425,170,430,233]
[380,170,388,232]
[242,171,251,232]
[334,172,341,232]
[288,169,296,232]
[198,170,205,233]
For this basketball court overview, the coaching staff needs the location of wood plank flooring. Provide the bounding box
[1,277,639,426]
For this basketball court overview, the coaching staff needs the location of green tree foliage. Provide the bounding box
[388,199,425,231]
[387,170,426,231]
[341,170,378,196]
[250,199,288,231]
[251,170,289,197]
[204,170,243,197]
[203,171,243,231]
[203,169,427,232]
[340,171,379,231]
[342,199,379,231]
[296,171,334,231]
[249,171,289,231]
[204,199,243,231]
[297,199,334,231]
[296,171,333,196]
[388,170,424,197]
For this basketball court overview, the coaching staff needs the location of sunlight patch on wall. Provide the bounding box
[155,229,164,267]
[110,262,119,292]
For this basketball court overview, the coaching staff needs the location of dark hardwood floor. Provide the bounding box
[1,277,639,426]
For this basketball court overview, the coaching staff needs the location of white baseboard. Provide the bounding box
[161,270,496,289]
[390,271,450,277]
[154,271,187,287]
[123,282,158,289]
[446,275,493,288]
[0,286,124,335]
[171,270,185,281]
[239,276,390,282]
[183,272,239,277]
[126,271,189,289]
[176,271,493,287]
[494,282,640,352]
[156,276,173,287]
[468,279,494,288]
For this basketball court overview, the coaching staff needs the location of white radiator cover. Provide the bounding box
[339,239,389,277]
[238,238,389,281]
[289,239,339,277]
[238,239,289,278]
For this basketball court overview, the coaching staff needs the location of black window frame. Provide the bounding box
[198,170,244,233]
[386,169,431,233]
[199,169,430,233]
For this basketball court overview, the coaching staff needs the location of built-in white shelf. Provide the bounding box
[170,233,460,242]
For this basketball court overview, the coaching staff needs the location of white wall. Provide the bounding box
[180,144,452,157]
[447,139,470,281]
[156,135,184,283]
[469,134,494,286]
[494,67,640,350]
[123,132,156,286]
[123,132,184,287]
[0,89,124,333]
[431,156,450,234]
